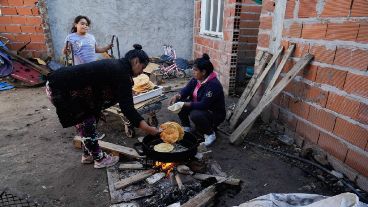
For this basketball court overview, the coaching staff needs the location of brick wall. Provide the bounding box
[258,0,368,190]
[238,0,262,67]
[193,0,240,94]
[0,0,53,58]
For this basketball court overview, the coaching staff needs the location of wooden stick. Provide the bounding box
[0,47,50,75]
[264,44,295,96]
[175,173,184,190]
[73,136,144,159]
[119,162,144,170]
[114,169,155,190]
[229,54,313,144]
[228,52,271,122]
[230,48,283,129]
[181,184,217,207]
[193,173,241,186]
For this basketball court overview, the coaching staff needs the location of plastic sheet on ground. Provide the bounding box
[235,192,368,207]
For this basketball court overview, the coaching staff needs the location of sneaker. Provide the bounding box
[94,154,119,169]
[96,132,105,140]
[203,132,216,146]
[183,127,191,133]
[81,154,93,164]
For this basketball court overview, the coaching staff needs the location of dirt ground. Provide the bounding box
[0,83,340,207]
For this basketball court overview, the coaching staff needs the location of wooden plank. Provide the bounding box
[181,184,217,207]
[192,173,241,186]
[73,136,144,159]
[228,52,271,122]
[119,187,154,202]
[229,54,313,144]
[107,167,126,204]
[114,169,155,190]
[264,44,295,96]
[0,47,50,75]
[230,48,283,129]
[119,162,144,170]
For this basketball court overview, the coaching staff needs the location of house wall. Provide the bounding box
[45,0,194,61]
[0,0,53,58]
[237,0,262,68]
[258,0,368,191]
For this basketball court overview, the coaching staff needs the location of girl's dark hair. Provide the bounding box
[71,15,91,33]
[193,53,214,76]
[124,44,149,66]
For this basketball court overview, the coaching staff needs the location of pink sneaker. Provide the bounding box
[81,155,93,164]
[94,154,119,169]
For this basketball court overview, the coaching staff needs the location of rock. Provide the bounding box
[277,134,294,145]
[330,170,344,179]
[177,165,193,175]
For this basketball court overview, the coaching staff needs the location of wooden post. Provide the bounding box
[229,54,313,144]
[230,48,283,129]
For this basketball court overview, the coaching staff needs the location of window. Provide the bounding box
[200,0,224,38]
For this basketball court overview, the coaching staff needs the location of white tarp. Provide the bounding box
[235,193,368,207]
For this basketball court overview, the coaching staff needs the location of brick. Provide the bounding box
[0,16,11,24]
[274,93,290,108]
[283,22,302,38]
[357,104,368,125]
[239,36,258,43]
[296,120,320,143]
[257,34,269,48]
[8,0,23,6]
[35,25,43,33]
[318,131,348,161]
[302,23,327,39]
[284,0,295,19]
[23,0,38,6]
[333,118,368,149]
[26,16,42,25]
[259,16,272,30]
[1,7,17,15]
[282,59,294,73]
[239,21,259,28]
[326,93,360,118]
[308,106,336,132]
[309,45,336,64]
[20,25,36,33]
[315,67,347,89]
[294,43,309,58]
[241,6,262,13]
[1,34,15,42]
[31,7,39,15]
[334,48,368,71]
[240,13,260,20]
[271,104,279,120]
[299,0,317,18]
[285,80,304,97]
[321,0,352,17]
[298,64,317,81]
[7,42,24,51]
[357,23,368,43]
[26,43,46,50]
[345,149,368,177]
[240,28,259,36]
[281,40,289,50]
[5,25,21,33]
[0,25,6,32]
[351,0,368,17]
[289,99,310,119]
[11,16,27,24]
[344,73,368,98]
[30,34,45,42]
[302,84,328,107]
[326,23,360,41]
[16,7,33,15]
[262,0,275,12]
[15,34,31,42]
[0,0,9,6]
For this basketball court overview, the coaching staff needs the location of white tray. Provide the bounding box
[133,86,163,104]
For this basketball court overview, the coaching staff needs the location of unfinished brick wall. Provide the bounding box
[0,0,53,58]
[258,0,368,190]
[193,0,240,94]
[237,0,262,68]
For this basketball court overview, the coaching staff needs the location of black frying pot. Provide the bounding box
[134,132,198,162]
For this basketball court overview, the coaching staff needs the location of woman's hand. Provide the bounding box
[139,120,160,135]
[169,94,181,105]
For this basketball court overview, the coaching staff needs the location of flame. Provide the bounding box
[154,161,176,175]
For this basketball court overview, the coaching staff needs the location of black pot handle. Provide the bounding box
[133,142,145,156]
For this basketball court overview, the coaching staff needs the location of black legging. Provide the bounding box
[178,108,224,135]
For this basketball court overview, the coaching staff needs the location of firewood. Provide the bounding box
[193,173,241,186]
[114,169,155,190]
[181,184,217,207]
[119,162,144,170]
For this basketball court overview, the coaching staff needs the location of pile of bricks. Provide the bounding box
[258,0,368,191]
[0,0,52,58]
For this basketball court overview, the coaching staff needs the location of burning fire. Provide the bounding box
[154,161,176,175]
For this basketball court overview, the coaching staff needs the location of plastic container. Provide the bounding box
[133,86,163,104]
